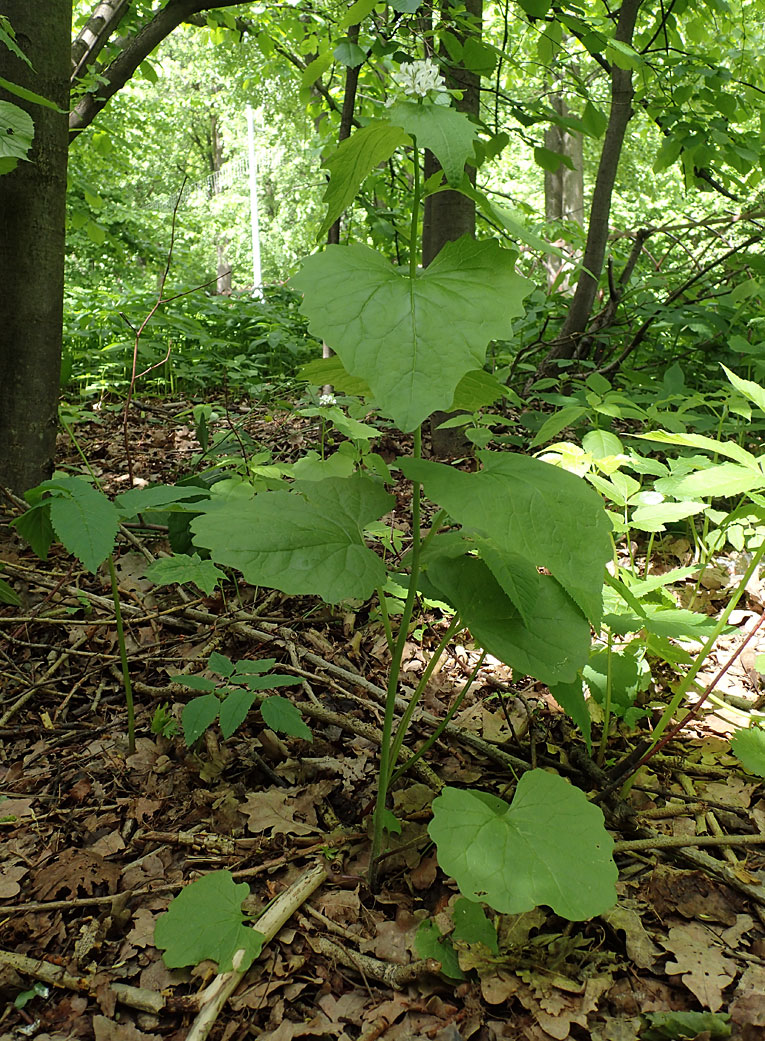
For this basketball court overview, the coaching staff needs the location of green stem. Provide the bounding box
[597,629,613,767]
[108,554,136,755]
[409,134,420,278]
[387,613,462,778]
[376,584,395,656]
[369,426,423,890]
[649,539,765,748]
[390,649,486,787]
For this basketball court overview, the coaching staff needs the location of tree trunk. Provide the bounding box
[543,86,583,294]
[0,2,72,494]
[423,0,481,456]
[534,0,643,378]
[208,111,232,294]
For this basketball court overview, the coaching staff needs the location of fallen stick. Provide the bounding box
[1,860,329,1029]
[184,860,328,1041]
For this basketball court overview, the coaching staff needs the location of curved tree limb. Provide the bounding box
[68,0,258,140]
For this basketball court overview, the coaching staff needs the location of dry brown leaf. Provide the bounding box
[0,861,27,899]
[729,964,765,1027]
[601,905,661,969]
[32,848,120,900]
[92,1014,162,1041]
[662,920,737,1010]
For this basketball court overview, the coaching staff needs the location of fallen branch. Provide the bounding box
[306,932,439,989]
[1,860,328,1029]
[185,860,328,1041]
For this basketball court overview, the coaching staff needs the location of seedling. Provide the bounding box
[173,652,308,746]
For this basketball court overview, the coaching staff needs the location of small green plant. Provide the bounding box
[173,652,307,746]
[13,475,209,753]
[150,703,180,738]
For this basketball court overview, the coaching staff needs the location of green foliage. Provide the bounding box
[452,898,498,953]
[292,238,531,431]
[415,919,465,980]
[408,452,610,626]
[173,654,305,746]
[63,286,320,398]
[730,726,765,778]
[641,1011,731,1041]
[191,475,395,603]
[154,871,265,972]
[145,554,225,596]
[428,774,617,920]
[0,100,34,173]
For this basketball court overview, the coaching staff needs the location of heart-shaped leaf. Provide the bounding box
[292,238,531,431]
[154,870,264,972]
[402,451,610,624]
[429,774,617,920]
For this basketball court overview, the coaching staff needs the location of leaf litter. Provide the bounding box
[0,399,764,1040]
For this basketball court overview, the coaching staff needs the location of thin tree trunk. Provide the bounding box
[0,2,72,494]
[325,24,361,369]
[423,0,481,456]
[535,0,642,375]
[543,82,583,294]
[71,0,132,87]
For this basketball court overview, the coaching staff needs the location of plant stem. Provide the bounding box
[409,134,420,278]
[108,554,136,754]
[597,629,613,767]
[390,649,486,787]
[649,539,765,749]
[387,613,462,777]
[369,426,423,890]
[376,586,395,655]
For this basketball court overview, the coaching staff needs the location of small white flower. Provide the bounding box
[318,392,337,406]
[387,60,448,104]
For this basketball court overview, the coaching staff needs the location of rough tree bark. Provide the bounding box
[0,2,72,494]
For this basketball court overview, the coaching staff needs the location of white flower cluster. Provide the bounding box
[387,60,448,104]
[318,392,337,406]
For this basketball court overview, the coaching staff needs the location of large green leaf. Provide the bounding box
[42,477,119,573]
[402,451,610,624]
[115,484,210,520]
[386,101,478,185]
[292,239,531,431]
[633,429,759,468]
[429,774,617,919]
[654,462,765,500]
[630,500,708,532]
[154,870,264,972]
[730,726,765,777]
[145,553,225,595]
[319,122,409,239]
[722,365,765,413]
[191,474,393,603]
[422,546,591,684]
[549,679,591,752]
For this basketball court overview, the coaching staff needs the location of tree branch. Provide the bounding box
[71,0,132,87]
[69,0,259,140]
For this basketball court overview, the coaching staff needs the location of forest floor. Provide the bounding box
[2,397,765,1041]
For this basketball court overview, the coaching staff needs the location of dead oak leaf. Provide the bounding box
[32,848,120,901]
[662,920,737,1010]
[240,787,320,837]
